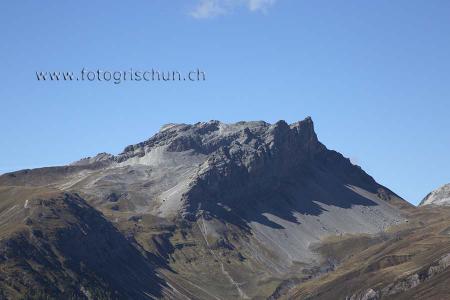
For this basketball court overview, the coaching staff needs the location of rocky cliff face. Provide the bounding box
[420,183,450,206]
[0,117,412,299]
[345,252,450,300]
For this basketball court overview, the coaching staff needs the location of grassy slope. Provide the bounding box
[0,187,165,299]
[287,205,450,299]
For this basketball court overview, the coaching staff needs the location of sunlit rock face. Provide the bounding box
[420,183,450,206]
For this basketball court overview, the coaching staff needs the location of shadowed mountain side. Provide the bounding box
[183,159,381,231]
[0,189,165,299]
[181,121,395,231]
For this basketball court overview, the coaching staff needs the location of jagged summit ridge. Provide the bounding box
[120,117,317,156]
[73,117,319,166]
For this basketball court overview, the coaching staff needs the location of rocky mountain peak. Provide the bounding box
[420,183,450,206]
[115,117,321,163]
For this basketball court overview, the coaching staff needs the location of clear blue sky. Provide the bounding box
[1,1,449,205]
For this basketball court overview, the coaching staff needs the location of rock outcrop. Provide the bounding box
[420,183,450,206]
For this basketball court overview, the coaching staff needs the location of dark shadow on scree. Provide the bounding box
[188,162,379,232]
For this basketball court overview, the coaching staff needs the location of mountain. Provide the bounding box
[0,117,412,299]
[419,183,450,206]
